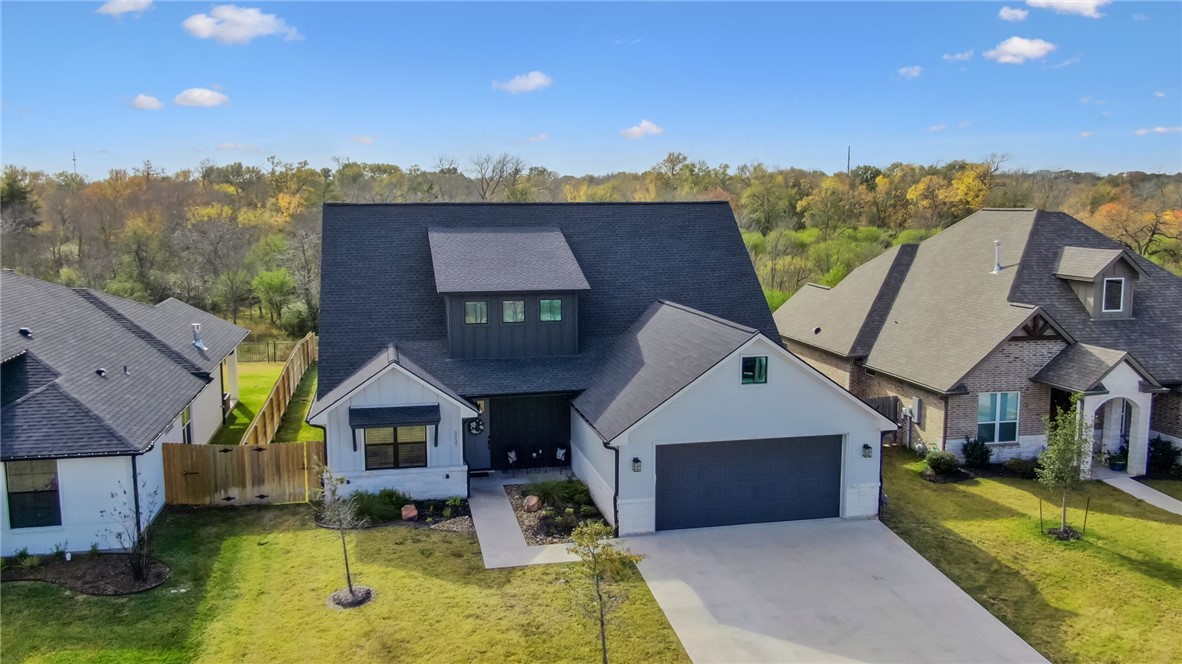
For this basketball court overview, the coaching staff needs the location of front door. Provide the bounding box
[488,394,572,470]
[463,399,491,470]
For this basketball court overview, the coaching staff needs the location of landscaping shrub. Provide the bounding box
[377,488,413,509]
[1147,436,1181,475]
[961,438,992,468]
[351,491,404,522]
[525,478,600,538]
[1004,456,1039,479]
[18,556,42,570]
[925,450,960,476]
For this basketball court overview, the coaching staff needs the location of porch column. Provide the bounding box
[1127,399,1151,477]
[1101,398,1123,453]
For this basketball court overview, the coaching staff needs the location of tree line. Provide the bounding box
[2,153,1179,336]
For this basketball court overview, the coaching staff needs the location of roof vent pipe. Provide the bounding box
[18,327,32,338]
[192,323,208,351]
[992,240,1002,274]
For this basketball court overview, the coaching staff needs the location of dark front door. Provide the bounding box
[488,394,573,470]
[463,398,491,470]
[655,435,843,531]
[1050,388,1074,418]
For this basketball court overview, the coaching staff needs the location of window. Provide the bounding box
[1102,278,1124,312]
[464,301,487,324]
[364,426,428,470]
[977,392,1019,443]
[181,406,193,444]
[741,356,768,384]
[502,300,525,323]
[539,299,562,322]
[6,460,61,529]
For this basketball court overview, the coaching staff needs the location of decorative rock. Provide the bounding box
[401,504,418,520]
[523,495,542,513]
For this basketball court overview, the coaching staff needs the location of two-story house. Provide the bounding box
[774,208,1182,477]
[308,202,894,536]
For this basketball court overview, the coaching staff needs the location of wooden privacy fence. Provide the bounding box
[163,440,326,505]
[240,332,318,446]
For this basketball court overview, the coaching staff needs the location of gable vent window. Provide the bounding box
[464,301,488,325]
[6,460,61,529]
[1102,278,1124,313]
[502,300,525,324]
[539,299,562,322]
[741,356,768,385]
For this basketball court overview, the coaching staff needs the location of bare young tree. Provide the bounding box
[567,521,644,664]
[468,153,525,201]
[98,480,161,582]
[316,465,369,603]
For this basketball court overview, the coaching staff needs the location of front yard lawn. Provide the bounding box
[1,505,687,663]
[882,446,1182,664]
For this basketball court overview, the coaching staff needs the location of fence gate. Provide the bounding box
[163,441,326,506]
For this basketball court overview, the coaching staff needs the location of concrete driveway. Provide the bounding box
[624,519,1046,664]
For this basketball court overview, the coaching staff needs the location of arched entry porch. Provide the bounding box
[1081,389,1151,477]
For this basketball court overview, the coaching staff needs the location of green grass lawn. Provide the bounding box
[1,506,687,663]
[208,362,286,445]
[882,446,1182,664]
[274,363,322,443]
[1139,478,1182,502]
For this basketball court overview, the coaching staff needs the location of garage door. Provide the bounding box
[655,435,842,531]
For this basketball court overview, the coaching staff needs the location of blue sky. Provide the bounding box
[3,1,1179,178]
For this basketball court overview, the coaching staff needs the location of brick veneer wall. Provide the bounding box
[855,368,946,451]
[785,340,856,390]
[1151,391,1182,439]
[945,339,1067,460]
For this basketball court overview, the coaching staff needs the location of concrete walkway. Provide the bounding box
[468,471,579,569]
[1101,476,1182,516]
[624,519,1047,664]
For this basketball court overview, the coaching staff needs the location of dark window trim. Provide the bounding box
[6,459,62,529]
[464,300,488,325]
[741,356,768,385]
[501,299,525,324]
[363,426,429,471]
[1101,277,1124,313]
[539,298,563,323]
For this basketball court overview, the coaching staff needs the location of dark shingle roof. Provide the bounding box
[317,203,777,399]
[572,301,758,442]
[1055,247,1146,281]
[776,209,1182,391]
[0,271,248,460]
[1031,343,1151,393]
[427,226,590,294]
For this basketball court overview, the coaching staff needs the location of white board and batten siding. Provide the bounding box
[572,335,890,536]
[320,366,469,500]
[571,412,616,526]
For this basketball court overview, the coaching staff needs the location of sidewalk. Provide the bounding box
[1101,476,1182,516]
[468,471,579,569]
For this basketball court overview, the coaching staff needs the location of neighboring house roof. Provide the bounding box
[775,209,1182,392]
[572,301,760,442]
[317,203,777,399]
[427,226,591,294]
[0,270,248,460]
[1054,247,1147,281]
[307,344,479,422]
[1031,343,1155,394]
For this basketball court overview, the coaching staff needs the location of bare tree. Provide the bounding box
[469,153,525,201]
[98,480,161,582]
[316,465,369,601]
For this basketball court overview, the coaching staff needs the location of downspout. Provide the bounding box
[603,439,620,535]
[130,454,143,541]
[878,430,889,519]
[941,395,949,451]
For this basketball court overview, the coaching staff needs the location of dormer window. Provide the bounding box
[540,299,563,322]
[502,300,525,323]
[464,301,487,325]
[1102,278,1124,313]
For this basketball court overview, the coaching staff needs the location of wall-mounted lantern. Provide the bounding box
[862,444,873,458]
[632,457,642,472]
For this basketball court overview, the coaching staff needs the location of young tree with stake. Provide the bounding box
[316,465,370,604]
[1036,395,1092,538]
[567,521,644,664]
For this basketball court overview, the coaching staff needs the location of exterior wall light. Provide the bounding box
[862,444,873,458]
[632,457,642,472]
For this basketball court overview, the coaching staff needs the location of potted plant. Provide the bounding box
[1108,444,1128,472]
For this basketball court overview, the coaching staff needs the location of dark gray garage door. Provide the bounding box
[655,435,842,531]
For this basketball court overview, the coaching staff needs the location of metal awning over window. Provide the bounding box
[349,405,441,428]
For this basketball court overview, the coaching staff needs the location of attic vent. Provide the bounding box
[813,326,822,335]
[96,368,108,377]
[18,327,32,338]
[192,323,208,351]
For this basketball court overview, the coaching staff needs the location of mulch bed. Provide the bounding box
[328,585,374,609]
[504,484,602,546]
[1047,526,1082,541]
[1,553,171,595]
[921,467,974,484]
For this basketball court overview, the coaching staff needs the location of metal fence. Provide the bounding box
[237,340,300,363]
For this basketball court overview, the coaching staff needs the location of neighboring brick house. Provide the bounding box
[775,209,1182,477]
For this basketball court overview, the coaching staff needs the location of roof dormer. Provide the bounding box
[1054,247,1147,320]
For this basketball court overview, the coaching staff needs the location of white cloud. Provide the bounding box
[1154,91,1166,98]
[1026,0,1110,19]
[999,6,1028,21]
[182,5,301,45]
[957,120,972,128]
[492,71,553,94]
[928,124,947,132]
[1132,13,1147,21]
[897,65,922,79]
[620,119,663,139]
[1080,131,1096,138]
[1052,53,1083,68]
[942,50,973,62]
[174,88,230,107]
[97,0,152,17]
[1134,126,1182,136]
[527,132,549,143]
[1080,95,1107,105]
[350,135,375,145]
[217,142,259,153]
[132,94,163,110]
[985,37,1057,64]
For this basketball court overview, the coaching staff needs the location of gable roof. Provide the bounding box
[1055,247,1147,281]
[317,202,777,399]
[571,301,759,442]
[1031,343,1155,393]
[427,226,590,294]
[776,209,1182,392]
[0,270,248,460]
